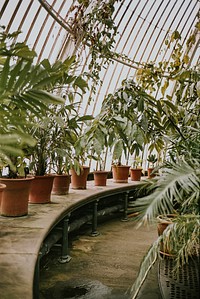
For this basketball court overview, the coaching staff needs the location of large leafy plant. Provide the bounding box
[49,104,93,176]
[129,25,200,298]
[0,27,67,173]
[91,80,162,166]
[0,27,90,177]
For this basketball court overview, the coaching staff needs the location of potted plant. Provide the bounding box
[0,27,67,214]
[0,28,91,206]
[27,119,56,204]
[49,101,92,194]
[69,135,91,190]
[0,27,68,168]
[147,153,158,178]
[81,114,110,186]
[130,156,143,181]
[21,54,90,200]
[94,78,160,183]
[111,138,131,183]
[92,155,109,186]
[0,156,34,217]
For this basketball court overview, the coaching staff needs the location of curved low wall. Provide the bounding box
[0,179,145,299]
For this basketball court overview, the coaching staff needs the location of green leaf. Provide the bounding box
[27,90,65,104]
[0,56,10,90]
[7,59,23,90]
[157,100,162,115]
[161,80,169,96]
[162,99,177,111]
[13,61,32,91]
[73,76,88,92]
[112,140,123,160]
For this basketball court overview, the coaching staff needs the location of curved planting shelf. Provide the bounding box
[0,179,145,299]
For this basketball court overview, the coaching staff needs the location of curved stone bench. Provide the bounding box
[0,179,144,299]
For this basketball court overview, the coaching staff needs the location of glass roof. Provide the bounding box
[0,0,199,116]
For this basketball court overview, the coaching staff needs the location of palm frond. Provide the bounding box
[130,237,160,299]
[132,158,199,225]
[130,214,200,299]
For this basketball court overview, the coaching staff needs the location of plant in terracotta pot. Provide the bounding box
[0,27,67,167]
[0,155,34,217]
[27,119,55,204]
[49,100,92,194]
[81,113,110,186]
[95,77,161,183]
[130,156,143,181]
[0,28,89,207]
[22,53,90,201]
[69,135,91,190]
[89,151,109,187]
[147,153,158,178]
[0,27,68,214]
[111,138,131,183]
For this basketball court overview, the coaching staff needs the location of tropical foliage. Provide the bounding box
[0,27,90,176]
[129,25,200,298]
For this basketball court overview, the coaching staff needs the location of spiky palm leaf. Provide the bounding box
[130,156,200,298]
[132,158,200,226]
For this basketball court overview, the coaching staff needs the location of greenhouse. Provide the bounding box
[0,1,199,298]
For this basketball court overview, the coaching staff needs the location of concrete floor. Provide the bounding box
[39,215,161,299]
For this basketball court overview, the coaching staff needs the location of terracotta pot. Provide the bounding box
[148,167,156,178]
[0,183,6,209]
[112,165,130,183]
[70,166,90,189]
[51,174,71,195]
[0,177,34,217]
[130,168,142,181]
[157,214,177,236]
[29,175,55,204]
[157,214,177,256]
[93,171,109,186]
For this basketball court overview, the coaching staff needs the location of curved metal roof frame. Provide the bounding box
[0,0,199,170]
[0,0,199,116]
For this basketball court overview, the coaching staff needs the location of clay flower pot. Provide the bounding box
[157,214,177,256]
[70,166,90,189]
[0,177,34,217]
[51,174,71,195]
[0,183,6,210]
[130,168,142,181]
[93,171,109,186]
[29,175,55,204]
[112,165,130,183]
[157,214,177,236]
[148,167,156,178]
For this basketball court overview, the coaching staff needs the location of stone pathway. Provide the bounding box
[39,216,160,299]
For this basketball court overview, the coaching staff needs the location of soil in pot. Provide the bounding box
[112,165,130,183]
[51,174,71,195]
[0,177,34,217]
[29,175,55,204]
[70,166,90,189]
[93,171,109,186]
